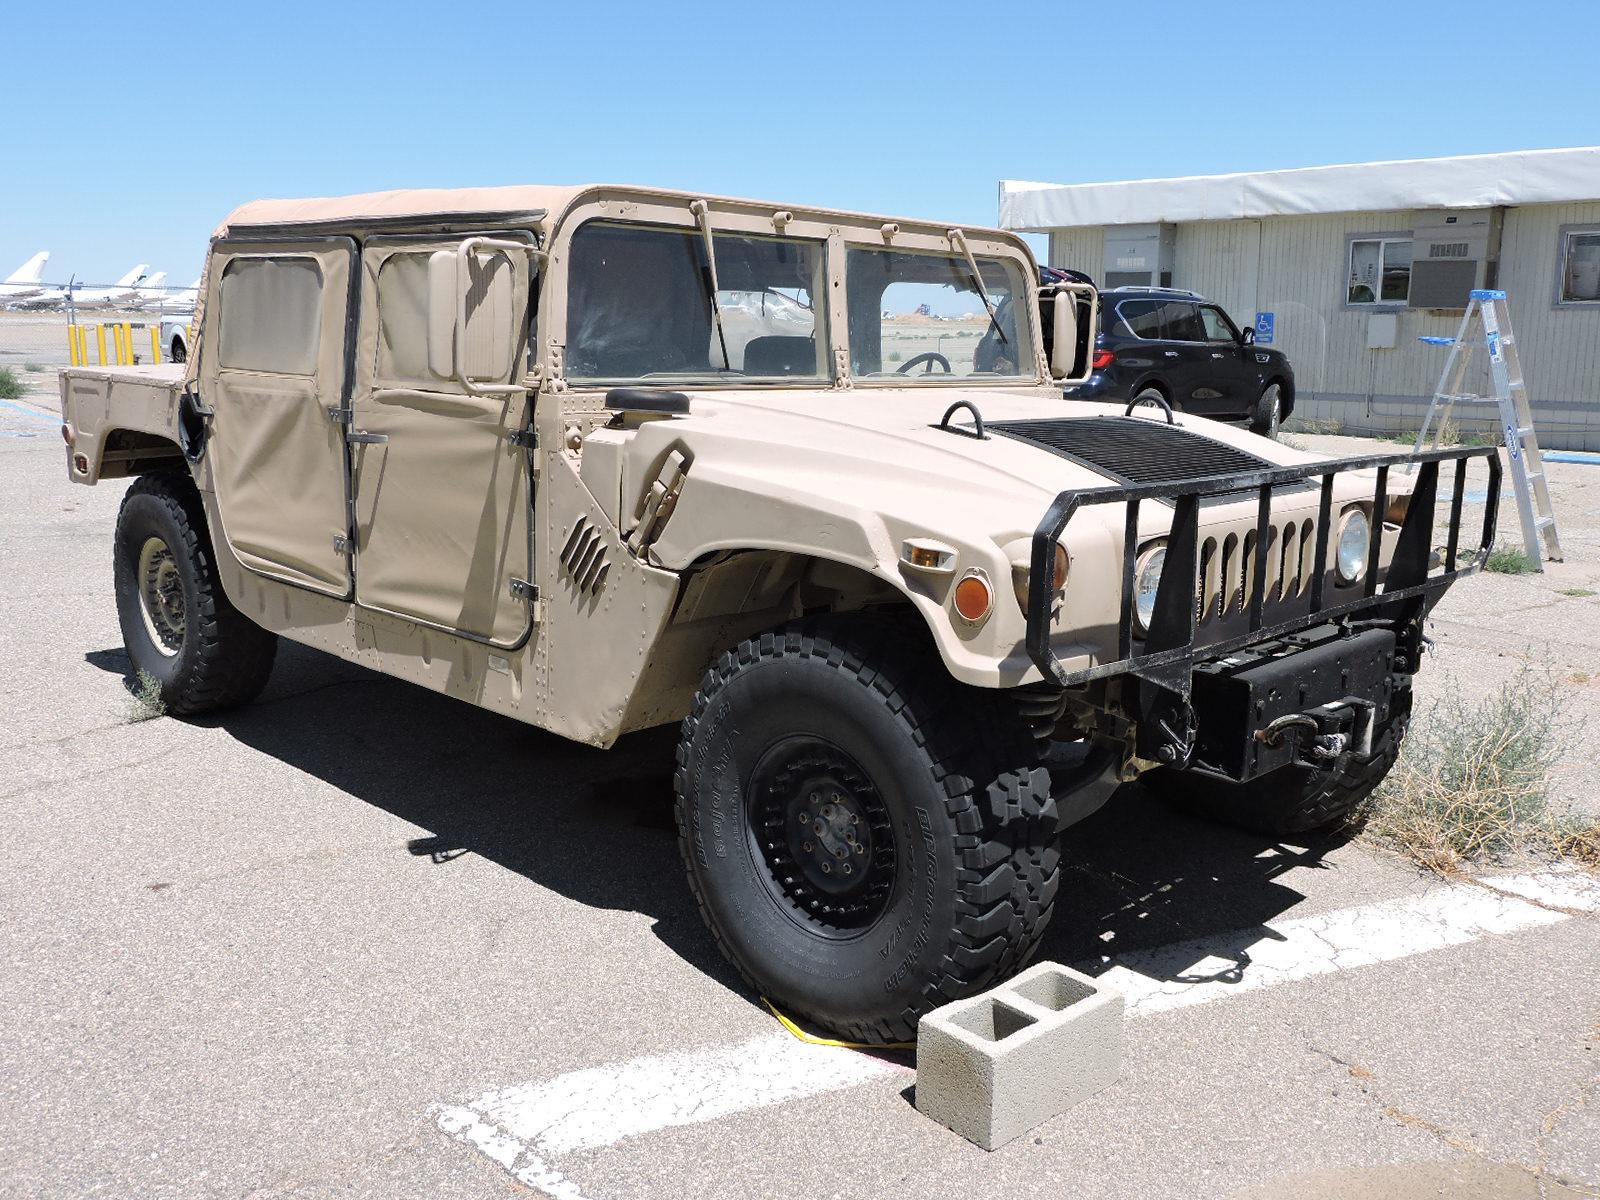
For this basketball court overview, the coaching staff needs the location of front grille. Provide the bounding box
[1195,517,1320,627]
[988,416,1273,485]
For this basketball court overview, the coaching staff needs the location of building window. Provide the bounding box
[1558,227,1600,305]
[1347,237,1412,305]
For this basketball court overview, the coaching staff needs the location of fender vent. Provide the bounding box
[559,517,611,595]
[987,417,1272,485]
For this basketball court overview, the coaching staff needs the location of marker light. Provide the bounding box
[953,572,993,623]
[1091,349,1115,370]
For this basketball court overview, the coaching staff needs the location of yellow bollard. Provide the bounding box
[67,325,79,367]
[121,323,134,365]
[150,327,161,365]
[96,324,108,366]
[74,326,87,366]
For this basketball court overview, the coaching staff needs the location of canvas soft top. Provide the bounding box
[217,184,594,236]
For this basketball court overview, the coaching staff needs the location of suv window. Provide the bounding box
[1158,301,1206,343]
[1199,306,1238,343]
[1115,299,1164,339]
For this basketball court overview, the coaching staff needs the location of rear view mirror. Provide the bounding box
[1241,326,1256,346]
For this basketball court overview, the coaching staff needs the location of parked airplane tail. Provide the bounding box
[114,263,151,287]
[4,251,49,285]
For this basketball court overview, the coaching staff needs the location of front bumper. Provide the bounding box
[1024,445,1501,728]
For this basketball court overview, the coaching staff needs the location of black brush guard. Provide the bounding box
[1025,446,1502,703]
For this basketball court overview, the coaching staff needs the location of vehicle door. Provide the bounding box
[1111,299,1178,396]
[1152,301,1220,413]
[1197,303,1257,416]
[347,234,537,646]
[198,239,355,596]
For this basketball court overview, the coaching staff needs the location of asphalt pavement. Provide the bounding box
[2,391,1597,1199]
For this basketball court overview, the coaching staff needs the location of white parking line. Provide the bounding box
[436,870,1599,1198]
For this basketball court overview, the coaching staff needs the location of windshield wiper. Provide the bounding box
[947,227,1008,346]
[690,199,733,371]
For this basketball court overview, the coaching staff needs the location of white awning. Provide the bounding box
[1000,147,1600,230]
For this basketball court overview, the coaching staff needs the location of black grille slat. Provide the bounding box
[988,416,1273,485]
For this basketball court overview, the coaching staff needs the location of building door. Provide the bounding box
[347,235,536,647]
[198,239,355,597]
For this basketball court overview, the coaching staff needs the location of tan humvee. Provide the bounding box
[59,184,1497,1042]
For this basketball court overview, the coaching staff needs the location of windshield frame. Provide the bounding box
[548,193,1047,392]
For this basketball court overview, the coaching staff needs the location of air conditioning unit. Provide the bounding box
[1409,208,1503,309]
[1103,223,1175,290]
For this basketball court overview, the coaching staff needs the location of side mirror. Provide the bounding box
[425,237,535,396]
[426,250,458,379]
[1050,291,1077,380]
[1048,282,1098,384]
[1241,326,1256,346]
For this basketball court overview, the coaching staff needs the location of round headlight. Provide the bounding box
[1133,543,1166,633]
[1336,508,1370,584]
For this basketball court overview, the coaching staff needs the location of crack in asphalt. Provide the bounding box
[1308,1041,1600,1197]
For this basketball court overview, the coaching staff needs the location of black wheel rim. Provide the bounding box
[746,736,897,934]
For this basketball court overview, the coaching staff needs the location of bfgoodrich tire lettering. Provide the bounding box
[675,618,1060,1045]
[113,472,277,715]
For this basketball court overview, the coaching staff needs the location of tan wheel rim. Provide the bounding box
[136,536,185,656]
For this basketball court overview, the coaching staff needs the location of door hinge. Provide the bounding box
[509,577,543,622]
[508,428,538,450]
[334,534,352,555]
[326,405,351,425]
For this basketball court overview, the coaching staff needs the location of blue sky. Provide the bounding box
[4,0,1598,287]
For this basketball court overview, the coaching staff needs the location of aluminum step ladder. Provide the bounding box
[1414,288,1562,568]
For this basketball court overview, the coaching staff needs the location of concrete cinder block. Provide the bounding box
[914,961,1123,1150]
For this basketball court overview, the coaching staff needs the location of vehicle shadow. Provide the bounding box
[84,641,1348,1007]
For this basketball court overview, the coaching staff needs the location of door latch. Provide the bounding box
[508,428,537,450]
[333,534,352,555]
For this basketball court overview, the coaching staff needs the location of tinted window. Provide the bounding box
[1160,302,1206,342]
[1199,306,1237,342]
[1116,300,1164,339]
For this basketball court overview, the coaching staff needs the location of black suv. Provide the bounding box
[1045,278,1294,436]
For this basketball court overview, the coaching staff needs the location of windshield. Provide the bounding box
[567,222,827,383]
[845,246,1031,382]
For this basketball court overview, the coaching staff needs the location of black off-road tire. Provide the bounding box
[113,472,277,715]
[1250,382,1283,437]
[1147,695,1410,838]
[674,618,1060,1044]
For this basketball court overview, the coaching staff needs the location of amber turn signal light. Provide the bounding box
[953,572,993,623]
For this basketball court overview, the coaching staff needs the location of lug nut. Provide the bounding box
[802,840,813,852]
[798,811,809,823]
[821,862,831,873]
[841,863,852,875]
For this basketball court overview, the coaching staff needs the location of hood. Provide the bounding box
[623,384,1353,561]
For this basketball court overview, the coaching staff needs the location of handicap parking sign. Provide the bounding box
[1254,312,1275,344]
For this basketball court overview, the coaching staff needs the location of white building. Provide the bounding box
[1001,147,1600,449]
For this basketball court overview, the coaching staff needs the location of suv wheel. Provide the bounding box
[1251,383,1283,438]
[170,336,186,364]
[113,473,277,714]
[675,618,1061,1044]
